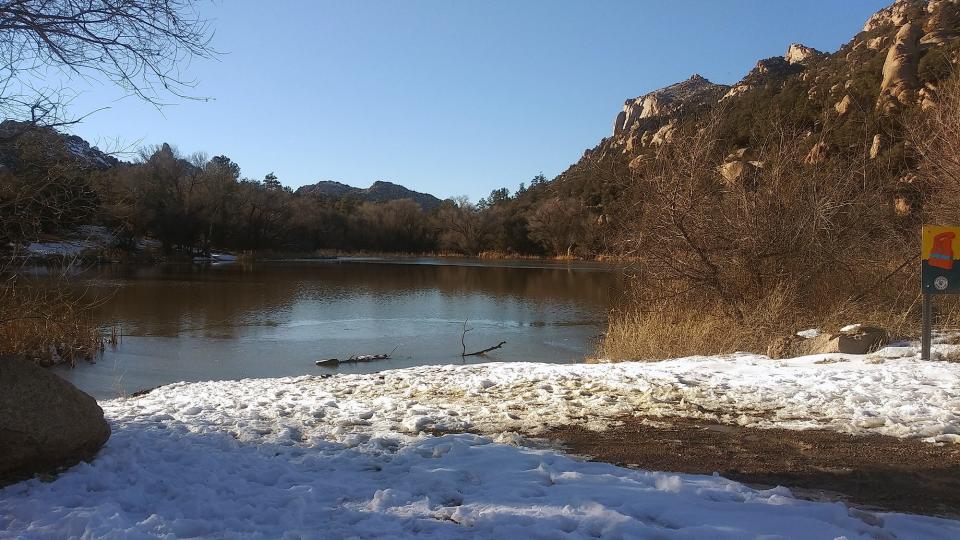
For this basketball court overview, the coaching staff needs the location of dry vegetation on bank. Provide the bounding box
[0,274,112,366]
[599,80,960,361]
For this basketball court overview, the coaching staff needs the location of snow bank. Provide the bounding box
[2,363,959,539]
[232,350,959,443]
[26,239,93,257]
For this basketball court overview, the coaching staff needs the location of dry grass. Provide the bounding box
[0,315,107,366]
[0,275,113,366]
[598,287,795,361]
[598,273,929,362]
[599,307,751,360]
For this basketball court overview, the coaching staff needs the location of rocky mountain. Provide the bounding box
[295,180,443,211]
[611,74,729,152]
[0,120,120,171]
[556,0,960,212]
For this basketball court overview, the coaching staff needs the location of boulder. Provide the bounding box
[718,155,764,188]
[719,160,746,182]
[766,336,796,359]
[894,194,914,216]
[650,122,675,146]
[768,326,889,358]
[870,134,883,159]
[804,141,831,165]
[835,95,854,116]
[627,154,647,170]
[919,86,938,110]
[833,325,889,355]
[0,356,110,484]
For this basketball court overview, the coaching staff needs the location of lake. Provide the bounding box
[56,258,622,399]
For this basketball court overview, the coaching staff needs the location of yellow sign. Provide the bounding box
[922,225,960,293]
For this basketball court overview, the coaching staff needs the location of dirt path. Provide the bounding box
[545,416,960,517]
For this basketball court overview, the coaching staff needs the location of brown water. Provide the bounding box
[56,258,622,398]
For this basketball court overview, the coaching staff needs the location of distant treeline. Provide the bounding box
[0,130,612,258]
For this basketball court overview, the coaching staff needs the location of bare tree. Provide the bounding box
[0,0,215,364]
[527,196,586,258]
[616,110,887,322]
[0,0,215,126]
[438,196,487,255]
[912,76,960,224]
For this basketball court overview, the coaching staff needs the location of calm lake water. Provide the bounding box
[56,258,622,399]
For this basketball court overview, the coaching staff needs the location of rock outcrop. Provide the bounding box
[878,21,924,112]
[723,55,805,101]
[871,134,884,159]
[835,95,854,116]
[922,0,960,45]
[863,0,924,33]
[718,148,763,187]
[614,75,727,136]
[553,0,960,206]
[804,141,831,165]
[785,43,823,64]
[0,120,120,171]
[0,356,110,484]
[612,75,728,152]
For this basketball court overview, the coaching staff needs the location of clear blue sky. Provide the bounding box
[64,0,891,201]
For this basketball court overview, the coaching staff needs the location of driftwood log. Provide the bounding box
[316,347,397,367]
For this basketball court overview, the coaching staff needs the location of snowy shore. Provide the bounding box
[3,349,960,538]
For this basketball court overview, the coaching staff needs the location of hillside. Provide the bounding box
[0,120,120,171]
[549,0,960,218]
[296,180,443,211]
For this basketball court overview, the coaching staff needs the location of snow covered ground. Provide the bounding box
[3,349,960,538]
[25,238,95,257]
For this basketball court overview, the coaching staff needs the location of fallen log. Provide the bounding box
[315,347,397,367]
[347,353,391,362]
[315,358,341,367]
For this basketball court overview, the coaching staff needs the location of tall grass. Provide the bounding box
[598,266,930,362]
[0,274,112,366]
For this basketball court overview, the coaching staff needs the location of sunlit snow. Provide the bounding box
[3,348,960,538]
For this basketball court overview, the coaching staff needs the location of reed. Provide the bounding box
[0,276,114,366]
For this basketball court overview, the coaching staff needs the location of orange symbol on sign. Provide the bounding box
[930,231,956,270]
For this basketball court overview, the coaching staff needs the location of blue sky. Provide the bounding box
[63,0,891,201]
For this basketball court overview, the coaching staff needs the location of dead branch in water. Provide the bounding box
[461,320,473,356]
[460,319,506,357]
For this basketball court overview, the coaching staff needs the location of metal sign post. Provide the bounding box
[921,225,960,360]
[922,292,932,361]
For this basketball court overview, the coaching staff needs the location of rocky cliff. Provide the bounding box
[560,0,960,191]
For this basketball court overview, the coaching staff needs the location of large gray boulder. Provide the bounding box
[0,356,110,484]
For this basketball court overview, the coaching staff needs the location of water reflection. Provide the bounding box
[58,258,622,398]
